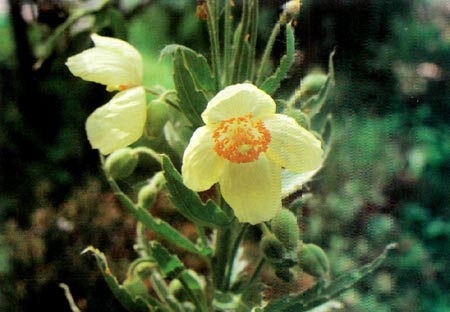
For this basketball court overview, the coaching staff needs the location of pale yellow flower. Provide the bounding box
[66,34,143,91]
[182,84,323,224]
[66,34,146,155]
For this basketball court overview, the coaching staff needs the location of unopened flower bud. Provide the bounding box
[138,172,165,208]
[105,148,138,180]
[281,0,302,23]
[138,184,156,209]
[284,109,311,129]
[145,100,171,138]
[284,0,301,16]
[297,243,330,278]
[261,235,285,264]
[299,73,328,98]
[271,208,300,251]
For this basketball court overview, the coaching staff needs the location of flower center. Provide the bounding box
[212,113,271,163]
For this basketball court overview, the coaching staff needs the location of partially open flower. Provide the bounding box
[66,34,143,91]
[182,84,323,224]
[66,34,147,154]
[86,86,146,155]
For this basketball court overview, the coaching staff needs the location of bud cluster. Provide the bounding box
[260,208,330,281]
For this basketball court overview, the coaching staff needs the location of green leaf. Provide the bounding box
[302,50,336,132]
[82,246,160,312]
[150,241,185,279]
[160,45,215,127]
[151,243,208,311]
[259,22,295,95]
[162,155,233,228]
[264,243,397,312]
[105,172,205,256]
[134,205,206,256]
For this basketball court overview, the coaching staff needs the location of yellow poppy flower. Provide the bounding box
[85,86,146,155]
[66,34,143,91]
[182,83,323,224]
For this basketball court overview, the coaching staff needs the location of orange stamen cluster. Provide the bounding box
[212,113,271,163]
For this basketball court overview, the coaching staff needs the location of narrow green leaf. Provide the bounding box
[260,22,295,95]
[133,205,205,256]
[302,50,336,132]
[82,246,159,312]
[162,155,232,228]
[103,163,205,255]
[264,243,397,312]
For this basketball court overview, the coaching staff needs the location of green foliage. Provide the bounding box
[260,22,295,95]
[83,246,155,312]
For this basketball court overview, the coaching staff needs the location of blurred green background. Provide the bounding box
[0,0,449,311]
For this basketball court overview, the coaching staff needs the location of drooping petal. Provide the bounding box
[264,114,323,173]
[281,168,320,198]
[202,83,276,125]
[66,34,142,90]
[219,155,281,224]
[182,126,225,192]
[86,87,146,155]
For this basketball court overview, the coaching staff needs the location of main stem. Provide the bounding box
[212,214,240,291]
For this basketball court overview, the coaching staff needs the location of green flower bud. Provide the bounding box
[145,100,172,138]
[299,73,328,98]
[271,209,300,251]
[105,147,138,180]
[261,235,285,264]
[284,109,311,129]
[137,172,165,208]
[138,184,157,208]
[297,243,330,278]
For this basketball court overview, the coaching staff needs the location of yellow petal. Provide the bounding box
[264,114,323,173]
[66,34,142,90]
[202,83,276,125]
[182,126,225,191]
[86,87,146,155]
[219,154,281,224]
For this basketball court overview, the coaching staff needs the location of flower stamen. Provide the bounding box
[212,113,271,163]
